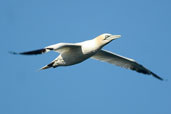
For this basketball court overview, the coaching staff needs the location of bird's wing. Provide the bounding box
[46,43,81,53]
[10,43,81,55]
[91,50,163,80]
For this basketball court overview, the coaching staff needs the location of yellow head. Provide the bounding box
[94,33,121,47]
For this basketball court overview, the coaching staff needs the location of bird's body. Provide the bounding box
[51,43,96,67]
[11,33,163,80]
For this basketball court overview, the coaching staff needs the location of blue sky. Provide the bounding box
[0,0,171,114]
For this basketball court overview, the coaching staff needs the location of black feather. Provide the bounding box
[130,65,163,81]
[10,48,47,55]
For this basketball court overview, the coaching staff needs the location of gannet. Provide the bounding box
[11,33,163,80]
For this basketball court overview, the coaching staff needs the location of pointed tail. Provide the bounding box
[40,65,51,70]
[39,61,56,70]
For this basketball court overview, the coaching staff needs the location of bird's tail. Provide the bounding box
[40,65,51,70]
[39,61,56,70]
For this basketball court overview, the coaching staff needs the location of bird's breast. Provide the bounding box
[60,40,101,66]
[61,47,97,66]
[81,40,100,55]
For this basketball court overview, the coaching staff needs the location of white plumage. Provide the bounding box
[11,33,163,80]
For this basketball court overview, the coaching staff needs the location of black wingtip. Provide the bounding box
[130,66,163,81]
[20,48,46,55]
[151,72,164,81]
[9,48,47,55]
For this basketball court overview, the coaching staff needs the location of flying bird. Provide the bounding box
[11,33,163,80]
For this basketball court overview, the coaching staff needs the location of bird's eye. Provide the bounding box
[104,35,110,40]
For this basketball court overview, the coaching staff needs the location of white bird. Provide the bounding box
[11,33,163,80]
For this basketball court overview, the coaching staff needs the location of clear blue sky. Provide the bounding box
[0,0,171,114]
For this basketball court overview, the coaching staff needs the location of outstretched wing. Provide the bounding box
[10,43,81,55]
[91,50,163,80]
[9,48,52,55]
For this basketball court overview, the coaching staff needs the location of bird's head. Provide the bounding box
[94,33,121,47]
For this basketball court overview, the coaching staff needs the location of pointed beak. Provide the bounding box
[110,35,121,40]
